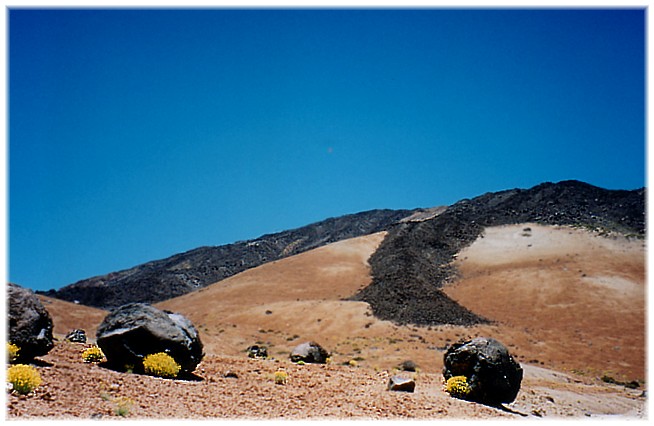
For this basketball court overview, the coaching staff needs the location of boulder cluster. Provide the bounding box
[7,284,204,376]
[8,283,523,407]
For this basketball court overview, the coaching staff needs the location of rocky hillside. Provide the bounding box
[40,180,645,318]
[351,180,645,326]
[38,209,414,309]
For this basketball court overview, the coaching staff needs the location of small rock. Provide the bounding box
[399,360,418,372]
[247,345,268,359]
[388,376,415,392]
[223,371,238,379]
[65,329,87,343]
[290,341,330,364]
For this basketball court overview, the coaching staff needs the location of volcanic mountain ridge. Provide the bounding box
[38,209,414,309]
[39,180,645,324]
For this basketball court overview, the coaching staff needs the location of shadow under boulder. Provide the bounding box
[96,303,204,375]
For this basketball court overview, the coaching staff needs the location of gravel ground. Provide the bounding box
[6,341,646,420]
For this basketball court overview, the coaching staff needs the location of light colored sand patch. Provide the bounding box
[458,223,644,268]
[582,275,642,297]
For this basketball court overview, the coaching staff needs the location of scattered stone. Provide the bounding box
[247,345,268,359]
[223,371,238,379]
[96,303,204,374]
[65,329,87,343]
[399,360,418,372]
[388,376,416,393]
[443,337,523,405]
[290,341,330,364]
[7,283,54,360]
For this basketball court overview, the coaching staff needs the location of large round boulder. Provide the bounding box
[443,337,523,405]
[7,283,54,360]
[290,341,330,364]
[96,303,204,374]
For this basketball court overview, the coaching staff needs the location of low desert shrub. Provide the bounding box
[7,364,42,395]
[142,352,181,378]
[274,370,288,385]
[445,375,471,399]
[114,396,133,417]
[81,346,105,363]
[7,342,20,363]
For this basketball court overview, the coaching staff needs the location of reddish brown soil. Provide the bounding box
[6,227,647,419]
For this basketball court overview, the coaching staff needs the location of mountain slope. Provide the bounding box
[39,209,414,309]
[352,180,645,325]
[37,223,645,381]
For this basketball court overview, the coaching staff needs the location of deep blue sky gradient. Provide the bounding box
[8,8,646,292]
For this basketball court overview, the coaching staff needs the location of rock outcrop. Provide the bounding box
[443,337,523,405]
[7,283,54,361]
[96,303,204,374]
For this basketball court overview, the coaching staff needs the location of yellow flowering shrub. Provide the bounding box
[7,364,42,395]
[142,352,181,378]
[7,342,20,364]
[82,346,105,363]
[445,375,471,399]
[274,370,288,385]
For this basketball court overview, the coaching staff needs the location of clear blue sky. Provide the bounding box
[7,8,646,292]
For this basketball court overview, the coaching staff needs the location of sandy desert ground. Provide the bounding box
[7,224,648,419]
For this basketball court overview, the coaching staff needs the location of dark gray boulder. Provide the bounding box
[443,337,523,405]
[96,303,204,374]
[290,341,330,364]
[388,376,416,392]
[7,283,54,360]
[65,329,87,343]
